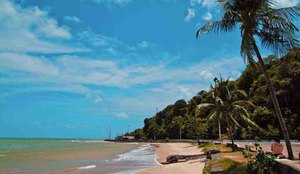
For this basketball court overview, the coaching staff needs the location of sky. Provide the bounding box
[0,0,299,139]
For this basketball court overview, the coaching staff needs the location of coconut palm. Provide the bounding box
[198,77,258,149]
[171,116,184,139]
[196,0,299,159]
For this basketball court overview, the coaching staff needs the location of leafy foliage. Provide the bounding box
[243,144,276,174]
[131,49,300,140]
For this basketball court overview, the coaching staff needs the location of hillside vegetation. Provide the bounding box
[131,49,300,140]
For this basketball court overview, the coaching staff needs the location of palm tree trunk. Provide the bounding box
[225,114,235,150]
[252,40,294,159]
[218,119,222,142]
[180,126,182,140]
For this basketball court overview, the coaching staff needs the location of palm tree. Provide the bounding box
[171,116,184,139]
[196,0,299,159]
[198,77,258,149]
[148,120,159,140]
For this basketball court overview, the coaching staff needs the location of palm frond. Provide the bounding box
[268,6,300,20]
[207,112,218,122]
[215,97,224,106]
[233,100,255,108]
[232,89,248,99]
[216,0,234,11]
[197,103,215,110]
[258,27,300,55]
[238,114,260,129]
[196,18,237,38]
[230,115,241,128]
[233,105,249,117]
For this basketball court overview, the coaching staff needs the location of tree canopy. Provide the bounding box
[131,49,300,141]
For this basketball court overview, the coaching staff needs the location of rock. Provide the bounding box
[166,154,180,163]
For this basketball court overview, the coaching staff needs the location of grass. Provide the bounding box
[199,142,232,153]
[218,158,237,170]
[199,142,248,174]
[203,159,212,174]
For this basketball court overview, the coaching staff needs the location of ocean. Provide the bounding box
[0,138,157,174]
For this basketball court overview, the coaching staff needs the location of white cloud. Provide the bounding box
[78,30,128,50]
[94,97,103,103]
[148,88,164,93]
[200,70,213,79]
[178,86,193,98]
[275,0,299,7]
[203,12,212,20]
[0,0,85,54]
[138,40,149,48]
[187,0,215,22]
[64,124,76,129]
[64,16,82,23]
[32,121,40,125]
[0,53,244,88]
[189,0,215,8]
[78,30,155,56]
[0,52,245,118]
[184,8,196,22]
[190,0,201,6]
[114,82,211,116]
[87,0,131,6]
[116,112,129,118]
[201,0,215,8]
[0,53,59,76]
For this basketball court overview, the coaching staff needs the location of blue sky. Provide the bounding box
[0,0,299,139]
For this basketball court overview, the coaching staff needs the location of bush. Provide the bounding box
[243,144,276,174]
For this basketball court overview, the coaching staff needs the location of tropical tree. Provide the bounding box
[171,116,184,139]
[147,120,159,140]
[186,116,207,140]
[198,77,258,149]
[196,0,299,159]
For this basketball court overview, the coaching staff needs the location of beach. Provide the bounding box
[138,143,206,174]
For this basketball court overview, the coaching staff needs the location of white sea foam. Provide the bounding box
[115,144,155,162]
[77,165,96,169]
[112,168,149,174]
[111,144,157,174]
[70,140,111,143]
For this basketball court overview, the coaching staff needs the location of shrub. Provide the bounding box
[243,144,276,174]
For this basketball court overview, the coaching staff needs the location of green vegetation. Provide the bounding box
[131,48,300,142]
[200,143,247,174]
[196,0,300,159]
[203,159,212,174]
[198,77,258,147]
[243,144,276,174]
[218,158,239,171]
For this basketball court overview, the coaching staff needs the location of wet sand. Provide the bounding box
[138,143,205,174]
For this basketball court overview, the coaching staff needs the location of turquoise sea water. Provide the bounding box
[0,138,157,174]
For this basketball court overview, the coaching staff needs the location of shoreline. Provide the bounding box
[137,142,206,174]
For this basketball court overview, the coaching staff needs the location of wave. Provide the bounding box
[77,165,96,170]
[70,140,112,143]
[114,144,155,162]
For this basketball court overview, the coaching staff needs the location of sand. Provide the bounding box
[138,143,206,174]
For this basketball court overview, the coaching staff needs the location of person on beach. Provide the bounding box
[271,137,284,157]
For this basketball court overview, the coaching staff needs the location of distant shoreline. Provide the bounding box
[106,139,300,143]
